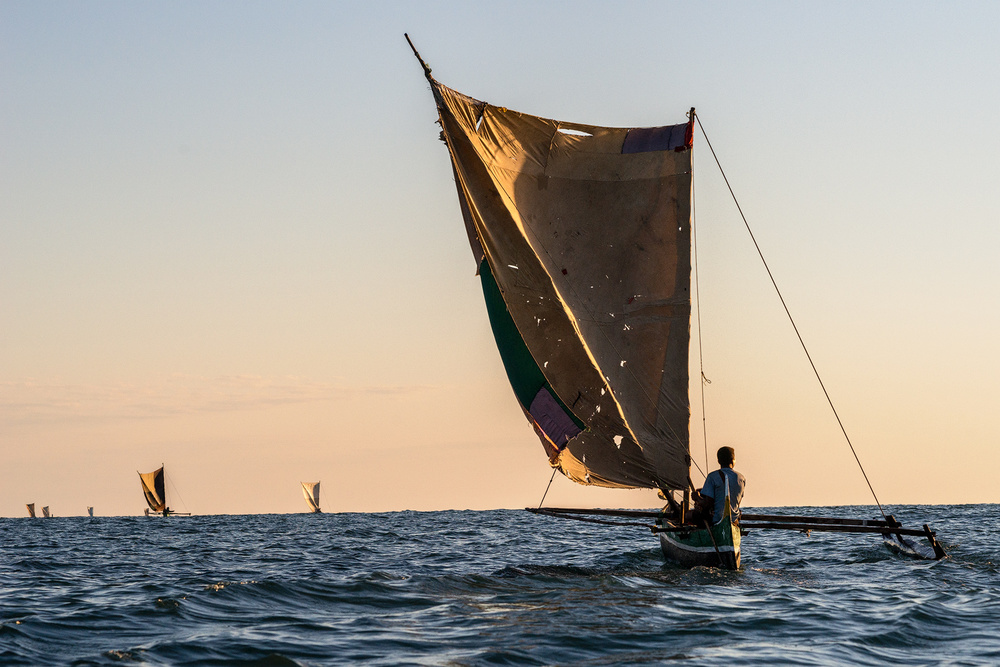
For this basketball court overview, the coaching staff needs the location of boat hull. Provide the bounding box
[658,516,741,570]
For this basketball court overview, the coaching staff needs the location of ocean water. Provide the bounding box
[1,504,997,666]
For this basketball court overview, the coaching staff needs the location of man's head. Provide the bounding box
[717,446,735,468]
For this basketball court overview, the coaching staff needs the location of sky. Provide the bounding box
[3,1,1000,517]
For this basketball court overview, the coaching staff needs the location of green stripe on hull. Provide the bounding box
[658,518,741,570]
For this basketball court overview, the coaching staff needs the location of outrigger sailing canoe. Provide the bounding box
[138,465,190,517]
[301,481,322,513]
[409,37,945,568]
[26,503,35,518]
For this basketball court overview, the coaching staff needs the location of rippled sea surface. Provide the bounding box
[1,504,998,665]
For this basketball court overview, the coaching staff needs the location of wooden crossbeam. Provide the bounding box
[738,521,929,537]
[526,507,666,519]
[740,513,891,527]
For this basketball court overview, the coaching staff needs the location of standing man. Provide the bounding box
[700,446,746,523]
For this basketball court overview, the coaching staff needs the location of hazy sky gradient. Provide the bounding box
[3,1,999,516]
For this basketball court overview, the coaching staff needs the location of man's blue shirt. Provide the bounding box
[700,468,746,523]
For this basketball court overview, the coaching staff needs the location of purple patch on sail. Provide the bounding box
[529,388,581,449]
[621,124,689,154]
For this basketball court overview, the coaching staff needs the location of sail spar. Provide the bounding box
[426,75,694,491]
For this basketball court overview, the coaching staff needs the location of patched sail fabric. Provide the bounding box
[26,503,35,518]
[301,482,321,513]
[429,81,693,490]
[139,467,166,513]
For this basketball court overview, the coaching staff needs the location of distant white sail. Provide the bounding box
[301,482,321,513]
[87,507,94,517]
[42,506,51,518]
[26,503,35,518]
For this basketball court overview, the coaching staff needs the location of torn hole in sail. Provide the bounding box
[473,103,486,132]
[613,435,623,448]
[558,127,593,137]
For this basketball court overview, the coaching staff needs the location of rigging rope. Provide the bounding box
[166,471,189,514]
[691,149,711,477]
[538,467,558,509]
[694,114,887,520]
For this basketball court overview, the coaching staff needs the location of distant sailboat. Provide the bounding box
[301,482,322,513]
[42,506,51,518]
[26,503,35,518]
[138,465,190,517]
[87,507,94,517]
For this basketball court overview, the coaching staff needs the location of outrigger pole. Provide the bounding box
[526,507,947,560]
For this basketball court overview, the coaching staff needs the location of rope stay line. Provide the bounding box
[694,113,887,521]
[165,468,190,515]
[538,467,558,509]
[690,139,711,477]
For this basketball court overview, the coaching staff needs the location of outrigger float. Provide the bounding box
[528,506,946,569]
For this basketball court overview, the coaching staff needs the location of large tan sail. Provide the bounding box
[428,80,693,490]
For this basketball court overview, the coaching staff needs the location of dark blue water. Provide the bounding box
[1,504,997,665]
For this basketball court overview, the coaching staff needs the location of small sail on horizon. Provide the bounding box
[26,503,35,518]
[301,482,321,513]
[139,466,168,516]
[87,507,94,517]
[42,506,51,518]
